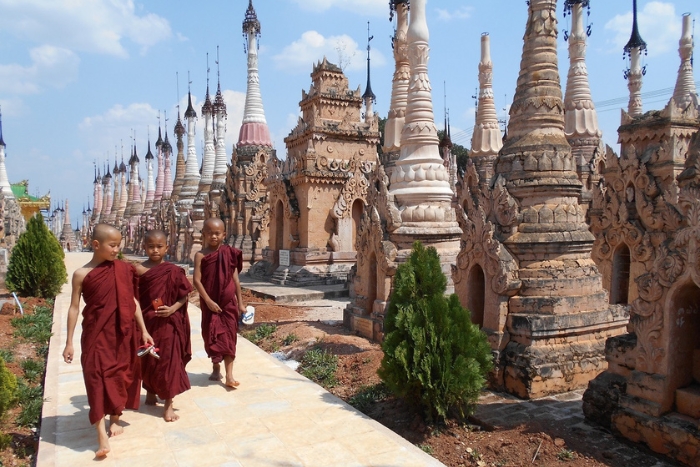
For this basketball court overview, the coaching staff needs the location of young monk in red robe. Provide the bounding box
[135,230,192,422]
[62,224,154,458]
[193,217,244,388]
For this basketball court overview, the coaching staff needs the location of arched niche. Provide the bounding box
[610,243,631,305]
[467,264,486,328]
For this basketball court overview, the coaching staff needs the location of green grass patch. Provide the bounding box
[557,449,576,461]
[299,348,338,388]
[0,348,14,364]
[418,444,434,455]
[16,380,43,428]
[348,383,390,413]
[243,323,277,345]
[11,304,53,346]
[20,359,44,384]
[282,333,298,346]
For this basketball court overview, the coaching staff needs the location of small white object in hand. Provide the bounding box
[242,305,255,325]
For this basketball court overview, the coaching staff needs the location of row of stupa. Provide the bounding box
[87,0,274,261]
[83,0,700,464]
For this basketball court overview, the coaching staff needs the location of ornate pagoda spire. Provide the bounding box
[102,162,113,221]
[92,164,103,220]
[163,113,173,198]
[213,47,228,184]
[200,57,216,190]
[383,0,410,161]
[117,153,128,221]
[172,109,186,201]
[362,22,376,123]
[470,32,503,182]
[390,0,459,230]
[564,1,601,140]
[179,80,201,207]
[154,115,165,202]
[0,107,14,198]
[238,0,272,148]
[671,13,698,110]
[624,0,647,117]
[145,136,155,210]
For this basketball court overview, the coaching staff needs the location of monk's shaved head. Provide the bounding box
[92,224,121,242]
[203,217,225,232]
[144,229,167,243]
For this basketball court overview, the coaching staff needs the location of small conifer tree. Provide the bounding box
[7,213,67,298]
[379,241,493,422]
[0,357,17,418]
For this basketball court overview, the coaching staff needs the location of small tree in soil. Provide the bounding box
[0,357,17,418]
[378,241,493,422]
[6,213,67,298]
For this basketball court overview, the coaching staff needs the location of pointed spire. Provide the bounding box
[185,86,197,119]
[163,111,172,153]
[93,163,98,184]
[624,0,647,57]
[0,106,5,147]
[238,0,272,147]
[145,132,154,160]
[564,1,601,139]
[670,13,698,110]
[362,21,376,103]
[156,112,164,149]
[202,53,213,116]
[624,0,646,117]
[214,46,227,116]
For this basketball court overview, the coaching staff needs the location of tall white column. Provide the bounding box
[671,13,698,109]
[0,110,14,198]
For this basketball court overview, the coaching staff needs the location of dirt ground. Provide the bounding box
[0,292,50,467]
[216,288,676,467]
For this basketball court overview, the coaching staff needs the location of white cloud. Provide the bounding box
[289,0,386,17]
[436,6,474,21]
[0,0,172,58]
[0,45,79,95]
[604,1,680,56]
[274,30,386,73]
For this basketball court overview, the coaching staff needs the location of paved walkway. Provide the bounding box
[37,253,443,467]
[240,276,348,303]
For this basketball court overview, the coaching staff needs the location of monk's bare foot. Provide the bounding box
[94,418,111,458]
[108,415,123,437]
[225,376,240,388]
[209,363,222,381]
[145,391,158,405]
[163,399,179,422]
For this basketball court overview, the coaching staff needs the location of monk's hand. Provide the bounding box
[62,344,74,363]
[143,332,155,347]
[206,299,222,313]
[156,305,176,318]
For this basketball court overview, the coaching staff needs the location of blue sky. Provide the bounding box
[0,0,697,226]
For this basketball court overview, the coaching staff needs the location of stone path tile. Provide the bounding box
[36,253,443,467]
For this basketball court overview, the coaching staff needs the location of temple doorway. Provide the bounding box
[671,282,700,417]
[610,243,631,305]
[467,264,486,328]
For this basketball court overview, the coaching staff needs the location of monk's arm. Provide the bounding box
[193,252,222,312]
[133,298,155,346]
[157,296,188,318]
[233,268,244,313]
[62,270,84,363]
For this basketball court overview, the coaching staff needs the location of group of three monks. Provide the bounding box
[62,218,244,458]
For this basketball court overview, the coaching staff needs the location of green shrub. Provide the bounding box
[0,358,17,418]
[0,349,14,364]
[282,333,298,346]
[299,348,338,388]
[378,241,493,422]
[0,432,12,450]
[6,214,67,298]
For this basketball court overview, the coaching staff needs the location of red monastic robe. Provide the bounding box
[80,260,141,425]
[138,262,192,400]
[200,245,243,363]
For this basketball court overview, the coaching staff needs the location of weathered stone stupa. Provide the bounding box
[345,0,461,341]
[583,12,700,466]
[224,0,276,269]
[454,0,627,398]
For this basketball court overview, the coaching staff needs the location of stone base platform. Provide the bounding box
[240,274,348,303]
